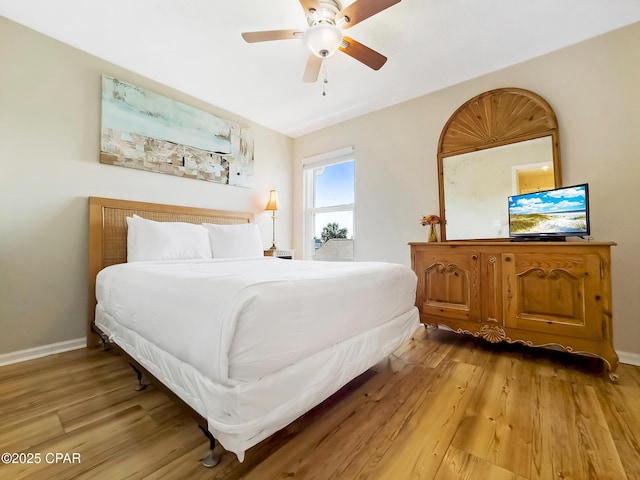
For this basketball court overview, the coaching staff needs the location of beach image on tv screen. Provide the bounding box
[509,185,588,235]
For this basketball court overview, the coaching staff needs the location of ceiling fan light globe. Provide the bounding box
[303,23,343,58]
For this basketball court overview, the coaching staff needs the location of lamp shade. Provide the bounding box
[264,190,280,211]
[303,23,343,58]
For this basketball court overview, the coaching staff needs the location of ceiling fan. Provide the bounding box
[241,0,401,83]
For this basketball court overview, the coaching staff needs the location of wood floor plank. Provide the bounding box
[1,405,155,480]
[409,327,459,369]
[141,444,220,480]
[372,360,484,479]
[595,364,640,480]
[441,332,496,369]
[434,445,528,480]
[530,374,627,480]
[336,360,454,479]
[57,386,170,433]
[0,351,132,427]
[450,353,534,478]
[69,421,203,480]
[0,413,64,453]
[0,331,639,479]
[253,355,439,479]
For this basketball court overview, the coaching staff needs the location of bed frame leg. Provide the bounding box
[198,425,220,468]
[129,363,147,391]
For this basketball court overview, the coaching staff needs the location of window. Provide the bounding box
[303,148,355,261]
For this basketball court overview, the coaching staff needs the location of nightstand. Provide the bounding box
[264,249,294,260]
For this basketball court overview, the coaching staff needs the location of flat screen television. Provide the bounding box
[508,183,590,240]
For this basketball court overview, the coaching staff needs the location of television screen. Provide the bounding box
[508,184,590,239]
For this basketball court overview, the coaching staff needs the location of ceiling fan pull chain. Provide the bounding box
[322,62,328,96]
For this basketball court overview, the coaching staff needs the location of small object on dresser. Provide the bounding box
[264,249,294,260]
[420,214,440,242]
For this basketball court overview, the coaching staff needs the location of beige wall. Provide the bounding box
[2,16,638,361]
[293,23,640,359]
[0,18,293,355]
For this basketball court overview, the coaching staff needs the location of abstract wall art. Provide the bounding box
[100,75,254,187]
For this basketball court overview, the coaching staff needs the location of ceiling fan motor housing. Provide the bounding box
[305,0,343,27]
[304,23,344,57]
[303,0,346,57]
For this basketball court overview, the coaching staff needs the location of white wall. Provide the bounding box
[0,18,293,355]
[293,23,640,358]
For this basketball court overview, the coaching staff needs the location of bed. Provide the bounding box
[87,196,420,466]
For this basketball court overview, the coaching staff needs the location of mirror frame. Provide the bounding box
[437,87,562,241]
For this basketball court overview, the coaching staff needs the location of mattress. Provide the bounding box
[95,257,420,460]
[96,257,418,383]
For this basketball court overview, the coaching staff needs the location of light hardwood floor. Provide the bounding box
[1,328,639,480]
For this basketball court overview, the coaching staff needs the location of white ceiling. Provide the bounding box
[2,1,640,138]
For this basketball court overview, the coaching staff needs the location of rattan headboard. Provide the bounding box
[87,196,254,347]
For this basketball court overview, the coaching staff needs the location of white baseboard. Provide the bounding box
[618,350,640,367]
[0,338,86,367]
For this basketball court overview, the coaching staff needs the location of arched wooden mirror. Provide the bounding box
[438,88,562,241]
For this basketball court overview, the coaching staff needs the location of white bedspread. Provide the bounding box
[96,257,417,384]
[95,257,420,460]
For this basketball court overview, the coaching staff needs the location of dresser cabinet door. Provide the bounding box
[414,250,480,322]
[502,252,604,340]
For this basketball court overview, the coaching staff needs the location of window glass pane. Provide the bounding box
[312,211,354,261]
[313,160,354,208]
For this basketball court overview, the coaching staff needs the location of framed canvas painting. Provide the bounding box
[100,75,254,187]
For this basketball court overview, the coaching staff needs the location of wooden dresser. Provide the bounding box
[409,241,618,380]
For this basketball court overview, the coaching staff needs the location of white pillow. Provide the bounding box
[203,223,264,259]
[126,215,212,262]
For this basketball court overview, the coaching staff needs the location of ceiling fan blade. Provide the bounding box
[336,0,401,29]
[299,0,321,14]
[241,29,303,43]
[338,36,387,70]
[303,54,323,83]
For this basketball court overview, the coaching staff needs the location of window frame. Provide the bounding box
[302,147,355,261]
